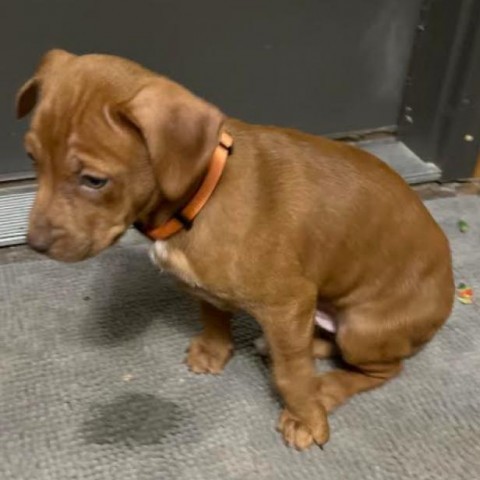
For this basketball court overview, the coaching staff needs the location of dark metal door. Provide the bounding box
[1,0,422,180]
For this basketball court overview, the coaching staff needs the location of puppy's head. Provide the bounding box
[17,49,224,261]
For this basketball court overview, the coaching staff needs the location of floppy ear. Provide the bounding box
[119,79,224,201]
[16,77,39,118]
[16,49,75,119]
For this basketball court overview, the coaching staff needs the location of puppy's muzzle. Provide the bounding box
[28,218,55,253]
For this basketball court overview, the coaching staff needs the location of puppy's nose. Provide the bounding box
[27,224,54,254]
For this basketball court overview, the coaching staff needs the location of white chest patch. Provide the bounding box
[149,240,201,288]
[149,240,169,267]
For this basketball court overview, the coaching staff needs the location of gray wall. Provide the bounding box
[1,0,422,178]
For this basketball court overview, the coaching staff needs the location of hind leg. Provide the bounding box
[315,309,419,412]
[317,361,402,412]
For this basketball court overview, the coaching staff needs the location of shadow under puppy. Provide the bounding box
[17,49,454,450]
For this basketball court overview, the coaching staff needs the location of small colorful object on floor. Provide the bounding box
[456,282,473,304]
[457,219,469,233]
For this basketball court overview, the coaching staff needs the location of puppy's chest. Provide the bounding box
[150,240,234,309]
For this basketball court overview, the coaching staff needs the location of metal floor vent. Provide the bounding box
[0,139,441,248]
[0,187,34,247]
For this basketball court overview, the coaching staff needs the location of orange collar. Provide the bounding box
[141,132,233,241]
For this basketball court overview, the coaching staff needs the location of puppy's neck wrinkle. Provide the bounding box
[139,174,204,231]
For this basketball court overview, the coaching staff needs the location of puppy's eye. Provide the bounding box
[80,174,109,190]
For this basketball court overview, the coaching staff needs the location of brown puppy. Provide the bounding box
[17,50,454,450]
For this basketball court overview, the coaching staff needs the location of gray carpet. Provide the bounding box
[1,196,480,480]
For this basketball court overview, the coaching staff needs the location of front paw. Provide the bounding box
[186,335,233,374]
[277,406,330,450]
